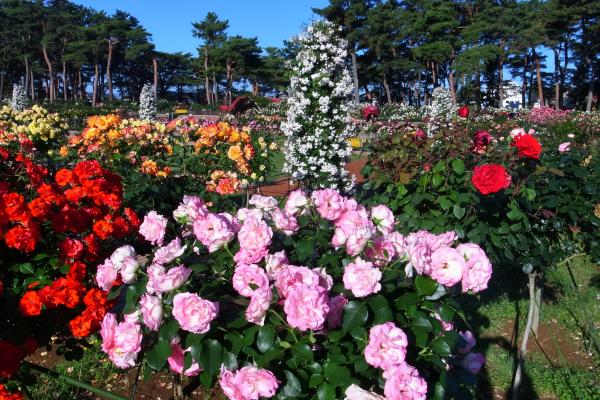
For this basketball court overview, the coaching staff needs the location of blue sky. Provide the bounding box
[73,0,329,54]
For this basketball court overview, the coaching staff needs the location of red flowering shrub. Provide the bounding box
[512,133,542,160]
[471,164,512,195]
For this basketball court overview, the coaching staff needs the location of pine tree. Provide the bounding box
[282,21,355,192]
[11,83,28,111]
[138,82,156,121]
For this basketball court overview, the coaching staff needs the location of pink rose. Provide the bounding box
[458,330,476,354]
[312,189,344,220]
[430,246,465,287]
[343,257,382,298]
[220,365,279,400]
[168,340,201,376]
[139,211,168,245]
[119,256,140,284]
[238,216,272,252]
[371,205,395,234]
[327,294,348,329]
[110,245,136,269]
[462,352,486,373]
[334,209,374,256]
[271,208,299,235]
[173,195,208,223]
[232,264,269,297]
[249,194,278,211]
[172,292,219,334]
[147,265,192,294]
[194,213,236,252]
[236,207,264,222]
[344,384,385,400]
[100,313,117,354]
[284,284,329,331]
[264,251,288,280]
[96,259,117,292]
[102,317,142,369]
[510,127,526,138]
[407,242,433,276]
[386,232,406,258]
[284,190,309,216]
[246,288,272,326]
[153,237,187,265]
[365,236,397,267]
[314,267,333,291]
[456,243,492,293]
[364,322,408,370]
[234,247,269,265]
[123,310,140,324]
[140,294,163,331]
[274,266,321,298]
[558,142,571,152]
[383,363,428,400]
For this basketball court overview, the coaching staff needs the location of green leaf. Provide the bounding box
[452,159,465,175]
[317,383,336,400]
[281,370,302,397]
[197,339,223,378]
[438,196,452,210]
[368,295,393,324]
[309,374,324,388]
[146,338,172,371]
[185,333,204,349]
[432,174,443,187]
[123,285,138,314]
[415,276,438,296]
[431,338,452,356]
[159,320,180,342]
[296,239,315,261]
[412,314,434,331]
[291,342,314,362]
[453,203,466,219]
[257,325,276,353]
[342,301,368,331]
[106,285,122,301]
[411,326,429,348]
[323,361,351,386]
[18,263,35,275]
[222,351,238,370]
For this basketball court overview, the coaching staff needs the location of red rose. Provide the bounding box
[67,261,87,281]
[473,130,492,153]
[27,198,50,219]
[512,134,542,160]
[59,238,85,260]
[19,291,42,316]
[55,168,74,187]
[93,219,114,240]
[458,106,470,118]
[412,129,427,144]
[471,164,512,195]
[362,105,380,121]
[4,223,40,253]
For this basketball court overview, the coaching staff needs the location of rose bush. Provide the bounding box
[93,190,491,399]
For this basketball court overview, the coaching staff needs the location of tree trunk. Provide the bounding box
[561,37,569,108]
[498,53,504,107]
[78,68,83,99]
[92,61,99,106]
[62,61,67,101]
[212,73,218,103]
[107,44,114,102]
[30,70,35,100]
[24,56,29,96]
[449,52,457,106]
[534,53,544,107]
[351,49,360,104]
[553,48,560,110]
[431,61,437,87]
[382,70,392,104]
[522,55,529,108]
[204,49,211,104]
[226,60,232,105]
[153,56,158,98]
[0,71,4,100]
[586,60,595,112]
[42,44,54,102]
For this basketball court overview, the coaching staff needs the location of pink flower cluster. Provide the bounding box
[139,211,168,245]
[219,365,279,400]
[96,245,140,290]
[527,107,572,125]
[100,313,142,369]
[172,292,218,334]
[364,322,427,400]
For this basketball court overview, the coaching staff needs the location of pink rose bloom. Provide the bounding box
[168,340,201,376]
[140,294,163,331]
[312,189,344,220]
[264,251,288,280]
[314,267,333,291]
[193,213,235,252]
[110,245,136,269]
[284,190,309,216]
[236,207,263,222]
[271,208,299,235]
[238,216,272,252]
[458,330,476,354]
[172,292,219,334]
[147,265,192,294]
[327,294,348,329]
[139,211,168,246]
[249,194,278,212]
[364,322,408,370]
[433,231,457,248]
[107,321,142,369]
[246,288,272,326]
[344,384,385,400]
[284,284,329,331]
[407,242,433,276]
[510,127,526,138]
[96,259,117,292]
[456,243,492,293]
[220,366,279,400]
[100,313,117,354]
[338,197,361,216]
[365,236,397,267]
[383,363,428,400]
[218,212,241,232]
[119,256,140,283]
[371,205,395,234]
[462,352,486,373]
[334,209,375,256]
[173,195,208,223]
[234,247,269,265]
[274,266,321,298]
[232,264,269,297]
[558,142,571,152]
[123,310,140,324]
[153,237,187,265]
[343,257,382,297]
[386,232,406,258]
[430,246,465,287]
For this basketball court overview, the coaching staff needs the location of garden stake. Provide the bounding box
[23,361,128,400]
